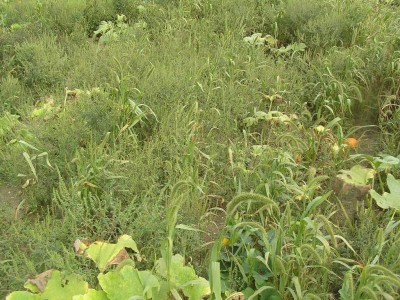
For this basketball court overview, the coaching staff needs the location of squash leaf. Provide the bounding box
[98,265,159,300]
[6,291,41,300]
[370,174,400,210]
[24,270,53,293]
[72,289,109,300]
[7,271,89,300]
[155,254,211,300]
[337,165,375,185]
[39,271,88,300]
[375,155,400,171]
[243,33,266,46]
[76,235,139,272]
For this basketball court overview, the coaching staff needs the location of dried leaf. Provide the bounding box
[74,238,91,255]
[22,179,30,189]
[108,249,130,265]
[24,270,53,293]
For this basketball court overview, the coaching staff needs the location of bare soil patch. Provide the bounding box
[0,185,23,221]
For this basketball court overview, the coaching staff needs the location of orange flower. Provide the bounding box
[222,237,231,246]
[295,153,303,163]
[344,137,358,149]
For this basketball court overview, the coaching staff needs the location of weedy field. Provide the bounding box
[0,0,399,299]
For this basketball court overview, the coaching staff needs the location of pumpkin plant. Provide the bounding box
[6,235,210,300]
[7,181,211,300]
[370,174,400,211]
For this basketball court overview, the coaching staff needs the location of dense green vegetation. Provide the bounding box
[1,0,399,298]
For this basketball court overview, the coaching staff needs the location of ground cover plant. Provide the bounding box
[0,0,399,299]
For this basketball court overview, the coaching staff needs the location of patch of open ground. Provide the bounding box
[0,185,23,221]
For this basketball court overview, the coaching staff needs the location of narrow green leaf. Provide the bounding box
[175,224,205,233]
[22,152,37,181]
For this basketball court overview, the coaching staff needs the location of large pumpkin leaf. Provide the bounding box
[6,291,40,300]
[24,270,53,293]
[155,254,211,300]
[40,271,88,300]
[370,174,400,210]
[98,265,159,300]
[76,235,139,272]
[73,289,109,300]
[375,155,400,171]
[337,165,375,185]
[151,281,169,300]
[7,271,89,300]
[180,277,211,300]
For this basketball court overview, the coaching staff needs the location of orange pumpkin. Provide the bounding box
[344,137,358,149]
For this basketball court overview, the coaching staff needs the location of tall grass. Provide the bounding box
[1,0,399,298]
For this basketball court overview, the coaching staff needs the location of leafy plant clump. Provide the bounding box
[7,235,210,300]
[370,174,400,210]
[1,0,400,299]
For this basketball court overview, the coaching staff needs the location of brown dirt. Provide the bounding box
[357,129,381,155]
[201,208,226,247]
[0,185,23,221]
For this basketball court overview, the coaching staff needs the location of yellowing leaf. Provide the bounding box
[78,235,139,272]
[40,271,89,300]
[21,179,31,189]
[72,289,109,300]
[24,270,53,293]
[8,271,89,300]
[337,165,375,186]
[6,291,40,300]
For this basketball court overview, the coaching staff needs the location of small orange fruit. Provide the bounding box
[344,137,358,149]
[222,237,231,246]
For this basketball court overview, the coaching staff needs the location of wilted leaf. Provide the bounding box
[79,235,139,272]
[108,249,130,265]
[22,179,31,189]
[9,271,89,300]
[74,238,91,255]
[24,270,53,293]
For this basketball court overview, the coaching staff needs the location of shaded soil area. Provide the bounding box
[0,185,23,221]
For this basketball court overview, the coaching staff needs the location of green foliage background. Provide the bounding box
[0,0,399,298]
